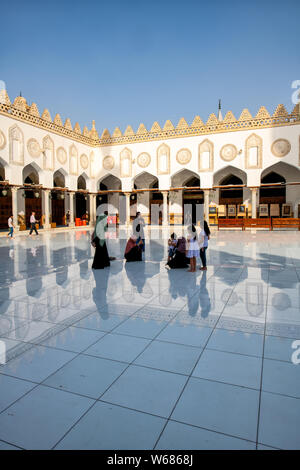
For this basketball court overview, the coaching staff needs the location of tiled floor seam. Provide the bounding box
[153,285,233,449]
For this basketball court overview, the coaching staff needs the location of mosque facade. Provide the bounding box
[0,90,300,230]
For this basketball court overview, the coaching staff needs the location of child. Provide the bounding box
[7,215,14,239]
[199,220,210,271]
[186,225,199,272]
[167,233,177,263]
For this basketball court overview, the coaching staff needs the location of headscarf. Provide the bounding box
[176,237,186,253]
[94,213,108,246]
[125,235,137,255]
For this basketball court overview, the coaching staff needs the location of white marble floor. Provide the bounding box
[0,228,300,449]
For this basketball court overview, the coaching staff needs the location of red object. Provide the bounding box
[107,215,117,225]
[82,220,87,226]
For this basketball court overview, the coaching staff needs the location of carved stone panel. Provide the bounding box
[157,143,170,175]
[9,125,24,165]
[271,139,291,158]
[220,144,238,162]
[120,148,132,177]
[27,138,41,158]
[245,133,262,169]
[176,148,192,165]
[80,153,89,170]
[199,139,213,172]
[0,130,6,150]
[56,147,67,164]
[103,155,115,171]
[137,152,151,168]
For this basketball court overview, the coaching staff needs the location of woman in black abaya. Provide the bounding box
[91,213,110,269]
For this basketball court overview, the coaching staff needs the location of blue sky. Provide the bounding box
[1,0,300,134]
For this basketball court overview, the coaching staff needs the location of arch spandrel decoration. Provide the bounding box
[27,138,41,158]
[120,148,132,177]
[176,148,192,165]
[137,152,151,168]
[80,153,89,170]
[0,130,6,150]
[157,143,170,175]
[271,139,291,158]
[245,133,262,169]
[69,144,78,175]
[56,147,67,165]
[220,144,238,162]
[103,155,115,171]
[198,139,213,172]
[42,135,54,170]
[9,124,24,165]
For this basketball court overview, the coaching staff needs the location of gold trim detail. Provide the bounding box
[271,139,291,158]
[220,144,238,162]
[176,148,192,165]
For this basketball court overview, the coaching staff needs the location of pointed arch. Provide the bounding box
[120,147,132,177]
[245,133,262,169]
[133,171,158,189]
[98,173,122,191]
[22,162,41,184]
[53,169,66,188]
[260,161,300,182]
[213,165,247,186]
[171,168,200,188]
[157,143,170,175]
[69,144,78,175]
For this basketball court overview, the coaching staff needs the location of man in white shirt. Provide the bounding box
[29,211,39,236]
[7,215,14,239]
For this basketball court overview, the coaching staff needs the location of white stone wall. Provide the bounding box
[1,112,300,199]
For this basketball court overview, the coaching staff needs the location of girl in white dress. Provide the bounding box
[186,224,199,272]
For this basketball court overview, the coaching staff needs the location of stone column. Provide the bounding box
[43,189,51,229]
[125,192,131,226]
[11,187,19,231]
[69,191,75,227]
[162,191,169,226]
[89,194,96,224]
[204,189,210,220]
[251,188,257,218]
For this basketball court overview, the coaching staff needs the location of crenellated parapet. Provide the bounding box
[0,91,300,149]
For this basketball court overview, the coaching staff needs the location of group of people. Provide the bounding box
[91,211,210,272]
[6,211,39,239]
[167,221,210,272]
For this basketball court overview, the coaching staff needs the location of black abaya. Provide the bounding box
[92,237,110,269]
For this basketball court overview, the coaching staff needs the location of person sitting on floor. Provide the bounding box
[124,233,144,262]
[167,232,177,263]
[166,236,189,269]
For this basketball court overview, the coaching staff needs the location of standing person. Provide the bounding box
[167,232,177,263]
[66,210,70,226]
[29,211,39,236]
[91,212,110,269]
[186,224,199,272]
[7,215,14,239]
[133,212,145,252]
[199,220,210,271]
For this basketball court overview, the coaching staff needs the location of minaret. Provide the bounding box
[218,99,223,121]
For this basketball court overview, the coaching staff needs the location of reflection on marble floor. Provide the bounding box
[0,229,300,449]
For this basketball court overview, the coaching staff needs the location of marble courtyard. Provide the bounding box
[0,228,300,450]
